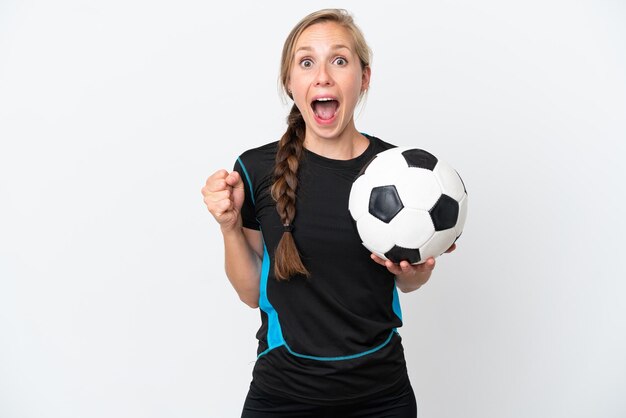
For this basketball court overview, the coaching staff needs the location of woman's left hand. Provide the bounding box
[370,243,457,292]
[370,243,456,273]
[370,254,436,275]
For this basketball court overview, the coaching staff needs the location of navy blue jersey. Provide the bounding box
[233,134,410,405]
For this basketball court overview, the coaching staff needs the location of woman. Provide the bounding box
[202,9,454,417]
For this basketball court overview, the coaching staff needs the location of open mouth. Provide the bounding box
[311,97,339,122]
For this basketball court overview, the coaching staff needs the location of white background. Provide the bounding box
[1,1,625,417]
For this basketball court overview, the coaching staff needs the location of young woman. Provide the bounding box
[202,9,454,417]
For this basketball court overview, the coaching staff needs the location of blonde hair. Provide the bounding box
[271,9,372,280]
[279,9,372,100]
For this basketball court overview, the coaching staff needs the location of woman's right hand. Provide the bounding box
[201,169,245,233]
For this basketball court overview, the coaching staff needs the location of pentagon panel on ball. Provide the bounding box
[369,185,403,223]
[385,245,422,264]
[401,148,438,170]
[429,194,459,231]
[348,146,468,264]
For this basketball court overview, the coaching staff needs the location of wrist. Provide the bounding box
[395,269,432,292]
[220,223,243,237]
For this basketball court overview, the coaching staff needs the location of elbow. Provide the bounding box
[395,277,423,293]
[395,272,430,293]
[244,300,259,309]
[397,284,420,294]
[239,294,259,309]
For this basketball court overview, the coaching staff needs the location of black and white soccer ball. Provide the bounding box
[348,147,468,264]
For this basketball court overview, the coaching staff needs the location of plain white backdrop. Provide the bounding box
[1,1,625,417]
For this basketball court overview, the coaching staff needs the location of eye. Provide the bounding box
[333,57,348,66]
[300,59,313,69]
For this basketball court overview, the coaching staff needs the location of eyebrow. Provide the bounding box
[295,44,351,53]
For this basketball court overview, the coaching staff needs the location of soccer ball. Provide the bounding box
[348,147,467,264]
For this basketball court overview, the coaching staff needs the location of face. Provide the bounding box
[287,22,370,142]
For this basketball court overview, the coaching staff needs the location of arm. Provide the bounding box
[393,259,435,293]
[202,169,262,308]
[222,227,263,308]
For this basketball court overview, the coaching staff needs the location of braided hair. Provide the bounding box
[271,9,371,280]
[270,105,308,280]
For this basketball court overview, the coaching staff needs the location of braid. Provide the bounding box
[271,104,310,280]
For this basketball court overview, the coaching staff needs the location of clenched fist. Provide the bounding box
[201,169,245,232]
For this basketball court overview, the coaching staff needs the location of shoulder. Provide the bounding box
[239,141,278,159]
[236,141,278,174]
[363,133,397,153]
[238,141,278,164]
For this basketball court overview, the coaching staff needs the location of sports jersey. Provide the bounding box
[233,134,410,405]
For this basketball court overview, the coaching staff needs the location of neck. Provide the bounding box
[303,123,369,160]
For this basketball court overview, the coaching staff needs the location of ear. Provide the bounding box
[361,66,371,92]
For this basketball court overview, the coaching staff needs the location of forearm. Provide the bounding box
[395,269,432,293]
[222,227,262,308]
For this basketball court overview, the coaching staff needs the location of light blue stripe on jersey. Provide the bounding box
[392,286,402,322]
[237,157,287,355]
[257,243,286,356]
[237,157,254,204]
[282,329,397,362]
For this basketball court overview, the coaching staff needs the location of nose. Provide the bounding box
[314,63,333,87]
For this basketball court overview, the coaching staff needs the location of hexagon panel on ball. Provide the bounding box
[356,215,396,254]
[348,175,374,221]
[419,228,458,261]
[389,207,434,249]
[454,194,468,238]
[393,168,442,211]
[433,159,466,201]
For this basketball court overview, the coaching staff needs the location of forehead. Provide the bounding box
[294,21,355,52]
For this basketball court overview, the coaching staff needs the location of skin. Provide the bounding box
[372,244,456,293]
[288,22,371,160]
[201,21,455,308]
[202,169,262,307]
